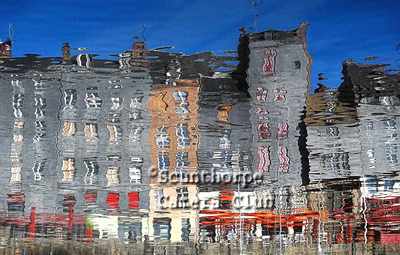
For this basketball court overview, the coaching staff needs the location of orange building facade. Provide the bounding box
[147,79,200,242]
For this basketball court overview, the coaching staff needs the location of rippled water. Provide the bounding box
[0,26,400,254]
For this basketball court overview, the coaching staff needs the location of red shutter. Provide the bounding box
[128,192,140,209]
[106,192,120,209]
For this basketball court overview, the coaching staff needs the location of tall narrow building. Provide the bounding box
[147,79,200,242]
[247,23,312,185]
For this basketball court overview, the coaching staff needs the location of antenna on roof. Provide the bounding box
[248,0,262,32]
[141,24,146,42]
[8,24,14,41]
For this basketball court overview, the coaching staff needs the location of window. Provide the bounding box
[263,48,277,75]
[34,94,46,107]
[174,151,189,182]
[106,166,120,186]
[176,123,190,148]
[63,121,76,137]
[158,152,170,172]
[273,88,287,103]
[257,122,271,140]
[173,91,189,115]
[129,166,142,184]
[62,158,75,183]
[278,146,290,172]
[153,218,171,241]
[63,89,77,109]
[33,120,46,142]
[367,149,376,164]
[129,126,143,143]
[110,97,123,111]
[85,87,102,108]
[76,53,91,68]
[256,87,267,102]
[294,60,301,69]
[10,165,22,184]
[107,113,121,123]
[326,101,336,113]
[32,160,45,181]
[107,124,122,144]
[156,127,170,149]
[34,95,46,119]
[176,151,189,168]
[384,119,397,130]
[84,191,97,204]
[326,126,339,137]
[12,93,24,118]
[321,152,350,171]
[219,131,231,150]
[277,122,289,139]
[130,96,144,110]
[176,187,189,208]
[155,189,165,210]
[7,193,25,212]
[181,219,191,241]
[165,59,182,86]
[385,143,398,164]
[367,121,374,130]
[83,159,99,185]
[84,123,98,142]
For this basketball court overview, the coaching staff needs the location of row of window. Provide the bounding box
[61,158,142,185]
[156,124,190,149]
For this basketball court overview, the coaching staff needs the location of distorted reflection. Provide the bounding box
[0,24,399,254]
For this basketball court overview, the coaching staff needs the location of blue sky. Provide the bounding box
[1,0,399,88]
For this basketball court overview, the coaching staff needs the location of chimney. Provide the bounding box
[62,42,71,62]
[132,40,145,58]
[0,39,12,58]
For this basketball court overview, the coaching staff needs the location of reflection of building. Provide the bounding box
[57,41,152,241]
[197,77,254,243]
[357,104,400,175]
[338,62,400,176]
[306,179,361,245]
[360,176,400,244]
[0,41,153,242]
[339,61,400,105]
[304,88,361,181]
[147,79,200,242]
[0,39,239,245]
[344,62,400,241]
[305,175,400,246]
[197,77,251,182]
[196,24,319,243]
[246,23,311,185]
[0,56,62,239]
[198,185,322,244]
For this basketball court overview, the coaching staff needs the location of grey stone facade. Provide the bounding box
[357,104,400,176]
[246,24,311,186]
[305,89,362,181]
[0,51,153,241]
[197,77,252,190]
